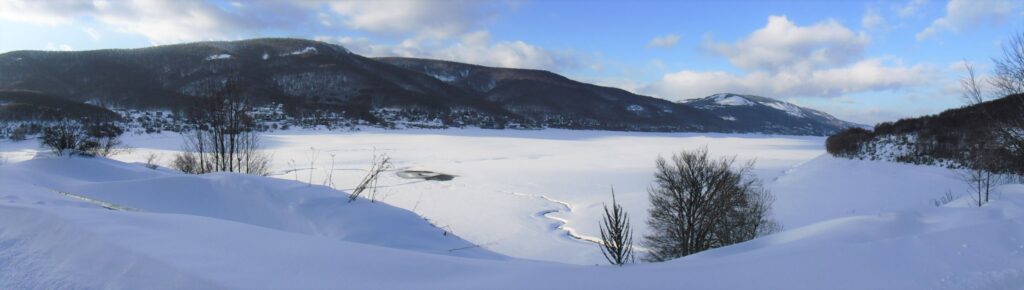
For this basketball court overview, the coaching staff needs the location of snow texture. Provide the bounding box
[204,54,231,61]
[762,101,806,117]
[712,94,756,106]
[281,47,318,56]
[1,130,1023,289]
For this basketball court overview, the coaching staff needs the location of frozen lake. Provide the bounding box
[1,129,825,264]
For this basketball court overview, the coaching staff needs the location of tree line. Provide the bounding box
[827,31,1024,206]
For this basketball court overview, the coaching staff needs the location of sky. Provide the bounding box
[0,0,1022,124]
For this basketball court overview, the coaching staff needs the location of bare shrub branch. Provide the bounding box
[349,152,392,203]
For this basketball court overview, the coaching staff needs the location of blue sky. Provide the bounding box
[1,0,1021,124]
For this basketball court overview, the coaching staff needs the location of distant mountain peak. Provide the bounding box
[704,93,757,106]
[685,93,861,135]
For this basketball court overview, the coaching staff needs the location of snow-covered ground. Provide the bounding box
[17,129,825,265]
[2,129,1022,288]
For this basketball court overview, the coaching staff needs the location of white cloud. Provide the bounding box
[0,0,503,46]
[646,34,680,48]
[327,0,488,39]
[83,27,101,42]
[45,43,74,51]
[704,15,869,72]
[641,15,934,101]
[0,0,93,26]
[90,0,272,44]
[320,31,584,71]
[436,32,578,70]
[898,0,929,18]
[861,7,887,30]
[823,106,913,125]
[916,0,1017,40]
[641,57,935,101]
[808,58,936,96]
[317,36,389,56]
[0,0,567,70]
[0,0,293,44]
[947,59,980,72]
[650,59,666,70]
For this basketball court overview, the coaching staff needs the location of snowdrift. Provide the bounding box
[1,155,1023,289]
[771,154,971,228]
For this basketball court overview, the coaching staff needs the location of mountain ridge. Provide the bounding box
[684,93,862,135]
[0,38,857,135]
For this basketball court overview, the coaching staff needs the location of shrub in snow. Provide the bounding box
[644,147,779,262]
[9,126,28,141]
[144,153,161,170]
[40,120,124,157]
[172,83,271,176]
[85,122,126,157]
[40,120,92,156]
[825,127,871,157]
[931,190,958,207]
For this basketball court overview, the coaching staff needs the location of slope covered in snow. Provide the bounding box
[76,129,823,265]
[3,130,1024,288]
[711,94,756,106]
[1,153,1023,289]
[685,93,863,135]
[771,154,971,229]
[0,155,499,260]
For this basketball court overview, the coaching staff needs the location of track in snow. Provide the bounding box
[510,191,603,245]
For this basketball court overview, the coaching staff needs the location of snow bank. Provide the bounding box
[2,140,1024,288]
[771,154,969,229]
[0,155,500,260]
[4,129,828,265]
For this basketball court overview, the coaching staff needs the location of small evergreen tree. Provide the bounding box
[599,187,634,266]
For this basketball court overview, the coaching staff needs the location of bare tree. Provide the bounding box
[643,147,779,262]
[960,60,986,105]
[172,83,271,175]
[599,186,634,266]
[40,119,92,156]
[961,162,998,207]
[990,31,1024,180]
[991,32,1024,97]
[40,119,125,157]
[959,138,1004,207]
[957,61,1001,205]
[144,153,161,169]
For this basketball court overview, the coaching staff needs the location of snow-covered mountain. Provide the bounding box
[685,93,863,135]
[0,38,859,135]
[0,38,726,132]
[377,57,723,132]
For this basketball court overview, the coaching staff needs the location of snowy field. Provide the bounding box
[3,129,828,264]
[2,129,1021,289]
